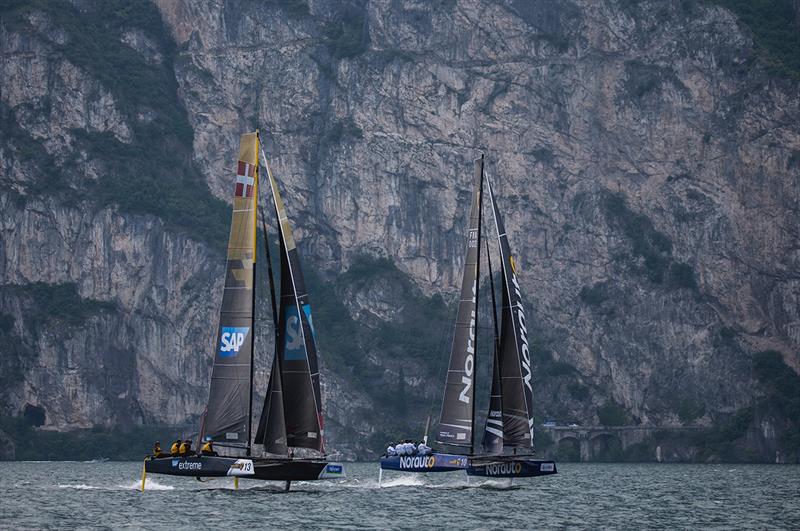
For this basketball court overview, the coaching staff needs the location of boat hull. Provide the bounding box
[466,457,557,478]
[145,456,345,481]
[379,453,468,473]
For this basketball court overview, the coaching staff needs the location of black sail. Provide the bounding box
[482,349,504,454]
[437,157,483,450]
[487,177,535,449]
[482,234,504,454]
[262,155,325,453]
[202,132,260,446]
[255,349,288,454]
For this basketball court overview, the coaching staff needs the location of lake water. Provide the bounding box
[1,461,798,529]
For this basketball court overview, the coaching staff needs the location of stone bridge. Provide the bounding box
[540,426,702,462]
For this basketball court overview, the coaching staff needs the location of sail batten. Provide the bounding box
[437,157,484,451]
[202,132,260,447]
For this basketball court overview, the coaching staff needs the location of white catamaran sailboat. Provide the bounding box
[379,156,557,482]
[143,132,344,490]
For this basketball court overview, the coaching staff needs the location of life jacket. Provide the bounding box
[179,442,189,455]
[153,445,163,456]
[201,442,213,454]
[170,442,180,454]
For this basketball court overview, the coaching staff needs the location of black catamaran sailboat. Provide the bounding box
[143,132,344,489]
[379,156,556,481]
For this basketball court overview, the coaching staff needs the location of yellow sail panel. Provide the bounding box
[228,132,259,276]
[265,162,297,252]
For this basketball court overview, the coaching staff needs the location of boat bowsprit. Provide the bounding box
[379,453,468,472]
[466,456,557,478]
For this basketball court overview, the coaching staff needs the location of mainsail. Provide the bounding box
[202,132,260,447]
[487,177,535,449]
[256,152,325,453]
[437,157,484,450]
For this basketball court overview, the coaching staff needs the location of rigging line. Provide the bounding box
[425,297,452,438]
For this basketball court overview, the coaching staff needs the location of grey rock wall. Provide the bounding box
[0,0,797,458]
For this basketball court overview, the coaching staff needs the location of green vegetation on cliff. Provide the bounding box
[711,0,800,79]
[1,0,231,252]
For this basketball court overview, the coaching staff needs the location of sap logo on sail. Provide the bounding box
[219,327,249,357]
[459,281,477,404]
[399,456,435,469]
[510,267,534,440]
[485,462,523,476]
[284,304,314,361]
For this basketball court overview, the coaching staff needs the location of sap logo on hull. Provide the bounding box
[172,460,202,471]
[399,456,435,469]
[484,462,523,476]
[219,327,249,357]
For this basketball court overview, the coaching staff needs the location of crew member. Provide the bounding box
[179,439,192,457]
[386,444,397,457]
[200,440,217,456]
[152,441,166,458]
[417,441,431,455]
[170,439,181,456]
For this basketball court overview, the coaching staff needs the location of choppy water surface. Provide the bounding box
[1,461,798,529]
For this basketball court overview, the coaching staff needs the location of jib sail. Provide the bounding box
[437,157,484,450]
[255,350,288,454]
[482,350,504,454]
[202,132,260,446]
[482,236,504,454]
[257,152,325,453]
[487,177,535,449]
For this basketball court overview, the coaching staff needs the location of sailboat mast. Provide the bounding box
[471,154,485,455]
[246,131,262,456]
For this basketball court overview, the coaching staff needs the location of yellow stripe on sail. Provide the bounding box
[238,132,258,166]
[265,159,297,252]
[227,132,259,269]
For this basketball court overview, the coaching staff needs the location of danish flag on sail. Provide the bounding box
[235,160,255,198]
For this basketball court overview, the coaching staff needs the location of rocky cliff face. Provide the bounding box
[1,0,798,459]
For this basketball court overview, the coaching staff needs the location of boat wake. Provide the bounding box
[57,484,102,490]
[377,475,427,488]
[123,479,175,491]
